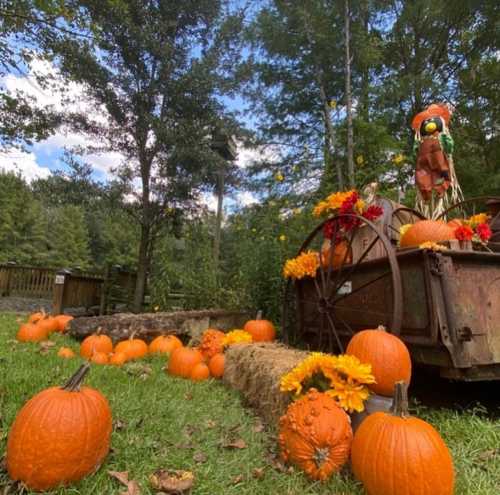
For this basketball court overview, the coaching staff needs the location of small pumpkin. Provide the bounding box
[36,316,59,335]
[400,220,455,247]
[80,330,113,360]
[109,351,128,366]
[167,347,203,378]
[90,351,109,365]
[208,353,225,378]
[58,347,76,359]
[199,329,225,359]
[190,362,210,381]
[114,333,148,360]
[447,219,463,229]
[279,389,353,481]
[243,311,276,342]
[320,239,353,268]
[148,335,183,355]
[346,325,412,396]
[17,323,48,343]
[351,382,454,495]
[53,314,74,333]
[6,364,112,491]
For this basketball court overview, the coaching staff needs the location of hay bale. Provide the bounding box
[223,343,309,426]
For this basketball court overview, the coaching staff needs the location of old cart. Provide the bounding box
[284,196,500,381]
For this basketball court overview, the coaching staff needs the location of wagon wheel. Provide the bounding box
[286,213,403,354]
[436,196,500,222]
[387,207,427,245]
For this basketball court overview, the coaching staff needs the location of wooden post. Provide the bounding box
[52,270,70,315]
[99,264,111,316]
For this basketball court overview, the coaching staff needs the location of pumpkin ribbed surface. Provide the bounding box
[149,335,183,355]
[168,347,203,378]
[190,363,210,381]
[279,389,352,481]
[80,334,113,359]
[16,323,48,342]
[400,220,455,247]
[6,367,112,491]
[346,327,411,396]
[244,312,276,342]
[351,383,454,495]
[208,353,225,378]
[115,338,148,360]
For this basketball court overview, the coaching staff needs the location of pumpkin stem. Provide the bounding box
[96,326,102,335]
[256,310,263,320]
[390,381,409,417]
[376,325,386,332]
[61,363,90,392]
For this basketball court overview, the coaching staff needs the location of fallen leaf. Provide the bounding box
[205,419,217,429]
[114,419,127,431]
[174,442,195,450]
[193,452,207,463]
[252,467,265,479]
[183,425,198,438]
[223,438,247,449]
[231,474,244,485]
[184,392,193,400]
[108,470,141,495]
[252,421,265,433]
[477,449,499,462]
[149,469,194,494]
[39,340,56,349]
[266,454,287,473]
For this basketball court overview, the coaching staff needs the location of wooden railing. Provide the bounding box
[0,264,137,315]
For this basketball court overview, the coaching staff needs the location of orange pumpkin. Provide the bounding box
[447,219,463,229]
[400,220,455,247]
[346,326,411,396]
[90,352,109,365]
[351,382,454,495]
[80,331,113,360]
[190,362,210,381]
[109,352,128,366]
[28,311,46,324]
[148,335,183,355]
[168,347,203,378]
[57,347,75,359]
[36,316,59,335]
[320,239,353,268]
[199,329,225,359]
[279,389,353,481]
[115,334,148,360]
[208,353,225,378]
[53,315,74,333]
[6,364,112,491]
[16,323,48,342]
[244,311,276,342]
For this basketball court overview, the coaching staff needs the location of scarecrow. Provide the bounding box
[411,103,463,218]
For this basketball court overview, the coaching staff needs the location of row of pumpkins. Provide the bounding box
[7,311,277,491]
[279,326,455,495]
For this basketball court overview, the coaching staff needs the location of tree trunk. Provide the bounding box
[213,164,224,270]
[133,222,150,313]
[344,0,355,188]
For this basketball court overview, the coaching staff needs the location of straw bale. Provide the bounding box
[223,343,309,426]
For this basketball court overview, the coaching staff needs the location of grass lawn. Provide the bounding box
[0,312,499,494]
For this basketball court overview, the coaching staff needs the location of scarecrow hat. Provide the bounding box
[411,103,452,131]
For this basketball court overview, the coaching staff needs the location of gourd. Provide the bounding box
[190,363,210,381]
[114,334,148,361]
[58,347,76,359]
[80,330,113,359]
[208,353,225,378]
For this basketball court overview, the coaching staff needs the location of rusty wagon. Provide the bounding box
[284,196,500,381]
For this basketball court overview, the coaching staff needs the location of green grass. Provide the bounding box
[0,312,499,494]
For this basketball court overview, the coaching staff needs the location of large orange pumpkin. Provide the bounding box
[190,362,210,381]
[320,239,353,268]
[199,329,225,359]
[244,311,276,342]
[167,347,203,378]
[208,353,225,378]
[80,331,113,360]
[6,364,112,491]
[351,382,454,495]
[400,220,455,247]
[53,315,74,333]
[115,334,148,360]
[346,326,411,396]
[279,389,353,481]
[16,323,48,342]
[149,335,183,355]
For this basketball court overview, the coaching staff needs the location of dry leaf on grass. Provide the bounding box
[477,449,500,462]
[252,421,265,433]
[231,474,244,485]
[205,419,217,429]
[222,438,247,449]
[193,452,207,464]
[252,467,265,479]
[184,392,193,401]
[108,470,141,495]
[113,419,127,431]
[149,469,194,494]
[39,341,56,354]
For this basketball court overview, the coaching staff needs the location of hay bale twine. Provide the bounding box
[223,343,309,426]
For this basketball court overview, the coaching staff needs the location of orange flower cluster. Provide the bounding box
[283,251,320,280]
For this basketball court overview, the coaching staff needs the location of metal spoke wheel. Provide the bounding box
[283,213,403,354]
[388,206,426,245]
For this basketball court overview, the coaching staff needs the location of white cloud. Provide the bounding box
[235,141,281,169]
[233,191,257,207]
[0,149,51,182]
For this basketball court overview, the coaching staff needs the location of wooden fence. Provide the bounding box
[0,264,137,315]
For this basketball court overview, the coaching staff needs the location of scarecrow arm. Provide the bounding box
[439,133,454,155]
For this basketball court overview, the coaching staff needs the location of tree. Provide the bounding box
[41,0,244,310]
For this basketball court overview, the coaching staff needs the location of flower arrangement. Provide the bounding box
[459,213,492,243]
[280,352,375,413]
[283,251,320,280]
[222,329,253,347]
